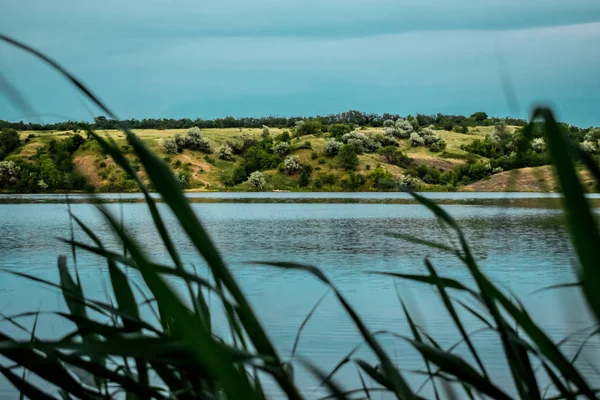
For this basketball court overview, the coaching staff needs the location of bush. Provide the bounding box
[398,174,420,189]
[274,131,291,143]
[323,139,343,157]
[284,155,302,174]
[581,140,597,154]
[384,118,413,139]
[261,125,270,139]
[338,144,359,170]
[184,128,212,153]
[369,166,394,189]
[340,172,366,191]
[162,138,178,154]
[383,119,395,127]
[246,171,266,191]
[220,165,247,187]
[0,128,21,160]
[299,165,313,187]
[270,141,289,157]
[311,151,318,160]
[98,161,107,168]
[378,146,412,168]
[429,138,447,152]
[408,132,425,147]
[532,137,546,154]
[320,172,337,185]
[295,120,323,137]
[0,160,21,187]
[328,124,352,139]
[341,131,379,153]
[318,158,326,164]
[218,144,234,160]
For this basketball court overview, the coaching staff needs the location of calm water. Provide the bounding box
[0,192,597,398]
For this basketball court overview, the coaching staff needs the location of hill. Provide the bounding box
[0,120,595,193]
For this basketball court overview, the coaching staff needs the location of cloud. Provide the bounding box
[1,2,599,125]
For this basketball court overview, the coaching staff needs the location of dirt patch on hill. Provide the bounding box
[178,153,212,173]
[74,155,101,186]
[464,166,595,192]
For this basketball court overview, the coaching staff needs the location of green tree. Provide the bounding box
[338,144,359,170]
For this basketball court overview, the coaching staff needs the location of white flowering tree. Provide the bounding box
[247,171,266,191]
[0,160,21,187]
[323,139,342,156]
[284,155,302,174]
[532,138,546,153]
[398,174,419,189]
[218,144,233,160]
[581,140,597,154]
[341,131,379,153]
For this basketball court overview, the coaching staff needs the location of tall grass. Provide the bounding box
[1,35,599,399]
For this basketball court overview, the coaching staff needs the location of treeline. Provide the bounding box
[0,110,528,132]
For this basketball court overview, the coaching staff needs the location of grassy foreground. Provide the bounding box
[2,35,600,399]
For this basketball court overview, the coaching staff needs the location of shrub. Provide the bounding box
[320,172,337,185]
[299,165,313,187]
[38,179,48,190]
[295,120,323,137]
[311,151,318,160]
[338,144,359,170]
[246,171,266,191]
[184,128,212,153]
[328,124,352,139]
[0,160,21,187]
[384,118,413,139]
[429,138,447,152]
[318,158,326,164]
[408,132,425,147]
[271,141,290,157]
[398,174,419,189]
[369,166,393,189]
[204,155,216,165]
[532,137,546,153]
[581,140,597,154]
[274,131,291,143]
[98,161,107,168]
[324,138,343,156]
[383,119,395,127]
[340,172,366,191]
[378,146,412,168]
[218,144,234,160]
[261,125,270,139]
[162,137,178,154]
[341,131,379,153]
[0,128,21,160]
[173,133,187,151]
[284,155,302,174]
[175,171,189,188]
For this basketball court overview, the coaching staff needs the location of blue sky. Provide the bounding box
[1,0,600,126]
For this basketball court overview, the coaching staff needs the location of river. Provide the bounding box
[0,192,597,398]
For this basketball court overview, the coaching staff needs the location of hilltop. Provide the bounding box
[0,114,598,193]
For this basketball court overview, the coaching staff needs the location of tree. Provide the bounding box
[470,111,488,123]
[299,165,313,187]
[328,124,352,139]
[284,155,302,174]
[295,120,323,137]
[247,171,266,191]
[162,138,178,154]
[338,144,359,170]
[0,128,21,160]
[271,141,290,157]
[323,139,342,157]
[408,132,425,147]
[218,144,233,160]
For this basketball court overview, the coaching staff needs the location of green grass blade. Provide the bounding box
[370,271,479,297]
[251,261,416,399]
[355,359,392,390]
[0,366,57,400]
[356,367,371,399]
[532,107,600,326]
[95,206,260,400]
[422,258,488,379]
[301,359,349,400]
[407,340,511,400]
[398,297,440,400]
[292,290,328,359]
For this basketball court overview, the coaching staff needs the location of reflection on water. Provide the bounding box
[0,197,597,397]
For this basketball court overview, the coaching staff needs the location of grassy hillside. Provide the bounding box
[0,122,578,192]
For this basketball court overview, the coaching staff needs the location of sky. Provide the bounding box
[1,0,600,126]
